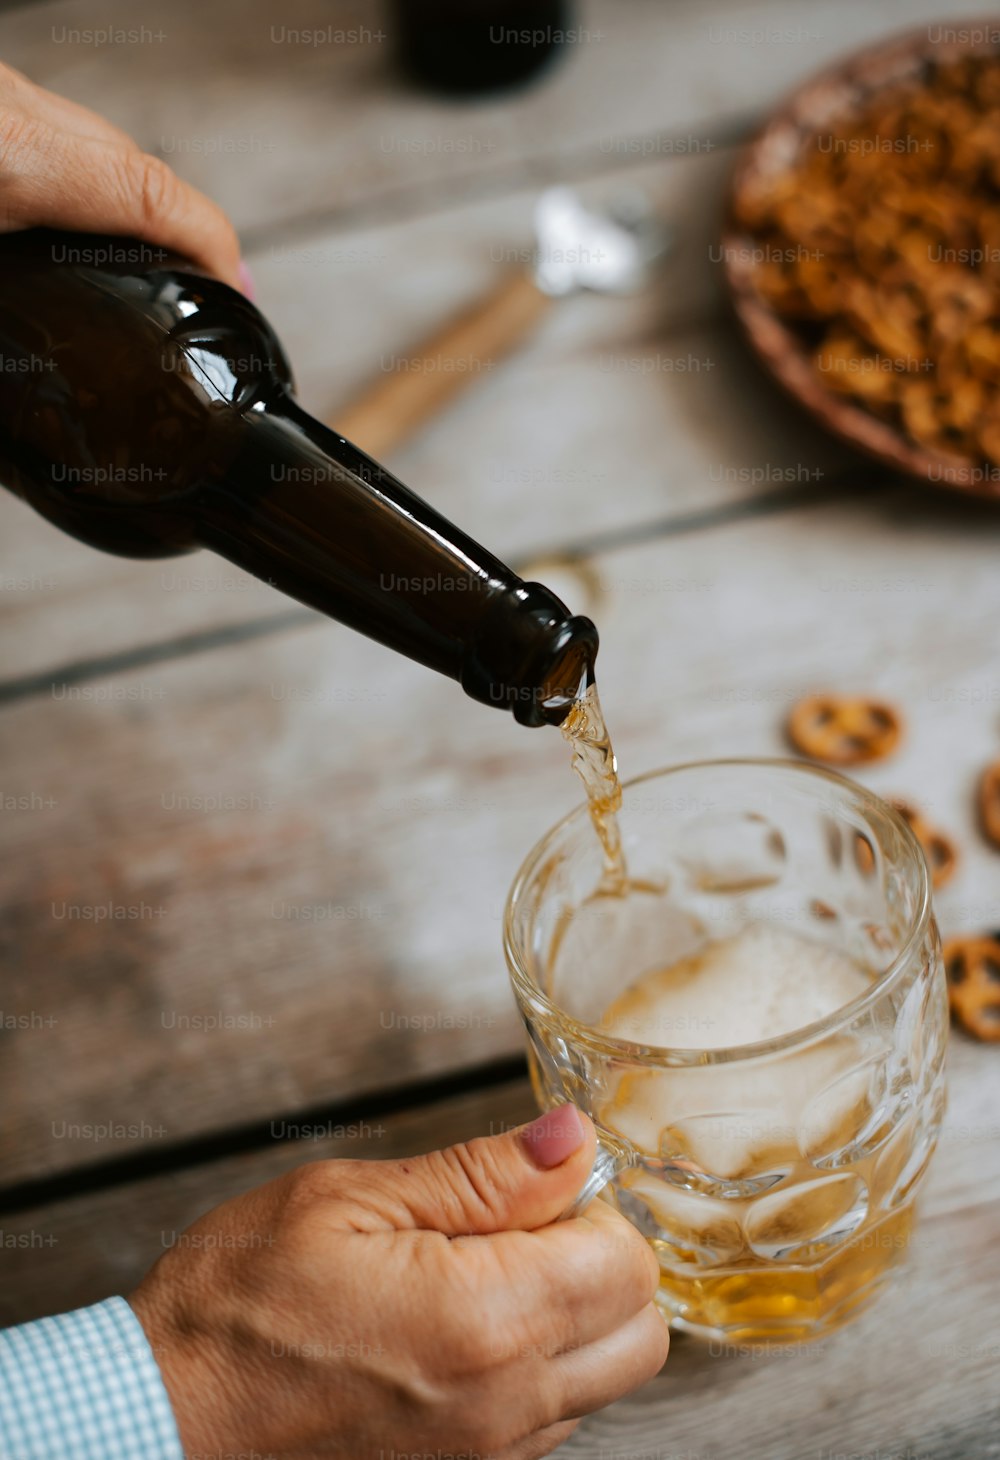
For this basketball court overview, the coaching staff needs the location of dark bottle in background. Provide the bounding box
[0,230,597,725]
[390,0,572,96]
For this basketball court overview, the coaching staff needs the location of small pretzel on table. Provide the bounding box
[788,693,902,766]
[978,759,1000,848]
[942,935,1000,1042]
[889,798,959,890]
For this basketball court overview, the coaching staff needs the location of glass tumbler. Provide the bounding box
[504,760,948,1344]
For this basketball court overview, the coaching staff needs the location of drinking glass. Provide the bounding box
[504,759,948,1344]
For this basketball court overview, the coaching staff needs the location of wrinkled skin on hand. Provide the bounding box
[130,1106,669,1459]
[0,60,242,286]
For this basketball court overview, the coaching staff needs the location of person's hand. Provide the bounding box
[0,61,243,288]
[129,1105,668,1459]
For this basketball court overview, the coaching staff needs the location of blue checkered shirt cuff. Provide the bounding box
[0,1296,183,1459]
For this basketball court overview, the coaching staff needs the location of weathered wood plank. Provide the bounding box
[4,488,1000,1184]
[0,0,984,237]
[0,1077,996,1459]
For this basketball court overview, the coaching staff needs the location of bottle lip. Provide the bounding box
[512,614,599,727]
[460,577,599,726]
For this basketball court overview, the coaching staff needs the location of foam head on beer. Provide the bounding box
[597,924,875,1180]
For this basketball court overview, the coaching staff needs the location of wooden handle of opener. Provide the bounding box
[330,270,550,460]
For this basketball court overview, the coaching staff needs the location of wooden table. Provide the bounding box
[2,1,999,1455]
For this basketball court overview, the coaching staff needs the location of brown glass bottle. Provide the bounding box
[390,1,571,96]
[0,230,597,725]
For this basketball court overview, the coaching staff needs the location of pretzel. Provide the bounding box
[853,830,876,878]
[815,331,900,407]
[900,380,957,456]
[978,760,1000,848]
[889,799,958,889]
[788,694,902,766]
[966,323,1000,382]
[979,419,1000,467]
[942,935,1000,1042]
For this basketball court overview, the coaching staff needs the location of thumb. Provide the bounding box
[386,1104,597,1237]
[8,126,244,291]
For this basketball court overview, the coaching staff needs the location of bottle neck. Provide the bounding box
[195,394,597,725]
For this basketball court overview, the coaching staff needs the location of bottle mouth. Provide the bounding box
[514,617,598,726]
[461,581,599,727]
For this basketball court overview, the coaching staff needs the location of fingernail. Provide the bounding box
[237,260,256,301]
[519,1104,585,1169]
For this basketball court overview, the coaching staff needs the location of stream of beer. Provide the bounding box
[560,681,626,883]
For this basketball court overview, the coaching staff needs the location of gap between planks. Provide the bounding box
[0,1057,529,1212]
[237,116,757,253]
[0,465,898,710]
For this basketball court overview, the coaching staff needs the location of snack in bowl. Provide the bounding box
[726,33,1000,489]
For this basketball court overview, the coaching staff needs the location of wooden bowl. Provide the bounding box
[723,21,1000,496]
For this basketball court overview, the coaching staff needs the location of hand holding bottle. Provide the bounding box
[129,1106,669,1458]
[0,61,244,289]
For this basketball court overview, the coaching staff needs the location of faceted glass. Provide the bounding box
[504,760,948,1343]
